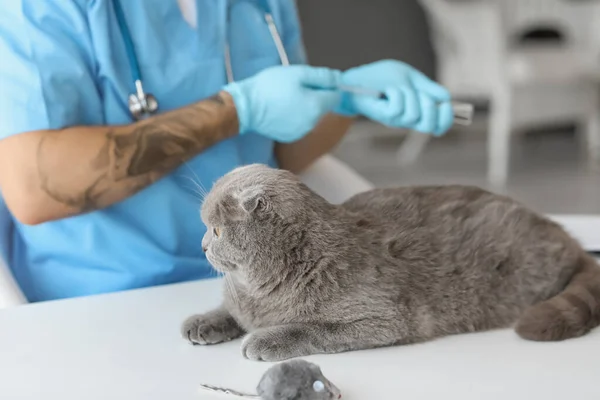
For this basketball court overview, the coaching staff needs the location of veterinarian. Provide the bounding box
[0,0,454,302]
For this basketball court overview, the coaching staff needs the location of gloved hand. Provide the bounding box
[336,60,454,136]
[224,65,342,143]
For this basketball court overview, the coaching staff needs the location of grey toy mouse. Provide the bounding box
[199,359,341,400]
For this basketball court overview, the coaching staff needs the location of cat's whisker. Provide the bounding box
[223,273,232,297]
[180,184,206,203]
[182,177,208,201]
[226,275,238,305]
[186,164,209,196]
[225,273,239,306]
[180,162,209,200]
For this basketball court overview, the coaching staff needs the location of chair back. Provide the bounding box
[0,195,27,308]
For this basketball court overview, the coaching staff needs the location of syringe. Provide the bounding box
[338,85,474,126]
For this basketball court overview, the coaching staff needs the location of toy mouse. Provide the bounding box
[199,359,341,400]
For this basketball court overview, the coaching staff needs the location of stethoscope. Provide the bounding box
[112,0,289,121]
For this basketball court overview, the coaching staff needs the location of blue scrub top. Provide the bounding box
[0,0,307,302]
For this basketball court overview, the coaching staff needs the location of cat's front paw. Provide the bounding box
[181,312,243,345]
[241,326,311,362]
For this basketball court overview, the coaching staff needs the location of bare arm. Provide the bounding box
[0,92,238,225]
[275,114,354,174]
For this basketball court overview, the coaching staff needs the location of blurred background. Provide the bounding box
[297,0,600,214]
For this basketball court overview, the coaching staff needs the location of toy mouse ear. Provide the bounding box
[238,187,269,214]
[312,380,325,392]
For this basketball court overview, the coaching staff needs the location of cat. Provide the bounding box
[182,164,600,362]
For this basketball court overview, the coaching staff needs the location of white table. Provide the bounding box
[1,274,599,400]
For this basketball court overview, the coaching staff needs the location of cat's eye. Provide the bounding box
[312,380,325,392]
[213,227,220,238]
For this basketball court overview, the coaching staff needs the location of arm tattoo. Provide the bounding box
[37,92,239,214]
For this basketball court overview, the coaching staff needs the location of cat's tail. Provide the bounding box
[515,254,600,341]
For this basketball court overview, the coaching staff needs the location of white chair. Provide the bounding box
[297,155,374,204]
[0,155,374,310]
[0,195,27,309]
[408,0,600,190]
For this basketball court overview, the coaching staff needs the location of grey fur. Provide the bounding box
[182,164,600,361]
[257,360,340,400]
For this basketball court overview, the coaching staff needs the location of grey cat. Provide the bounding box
[182,164,600,362]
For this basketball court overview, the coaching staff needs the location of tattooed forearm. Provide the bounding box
[36,92,239,215]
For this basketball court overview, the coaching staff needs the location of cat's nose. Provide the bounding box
[201,234,209,253]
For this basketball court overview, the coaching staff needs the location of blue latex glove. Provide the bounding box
[224,65,342,143]
[337,60,454,136]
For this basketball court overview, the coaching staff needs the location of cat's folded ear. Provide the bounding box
[237,186,270,214]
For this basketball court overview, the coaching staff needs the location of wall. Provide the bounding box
[296,0,437,78]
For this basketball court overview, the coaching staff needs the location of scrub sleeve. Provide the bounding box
[0,0,103,139]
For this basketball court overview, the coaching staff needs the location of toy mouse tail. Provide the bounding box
[199,383,261,399]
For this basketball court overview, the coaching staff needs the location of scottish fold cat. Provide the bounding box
[182,164,600,361]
